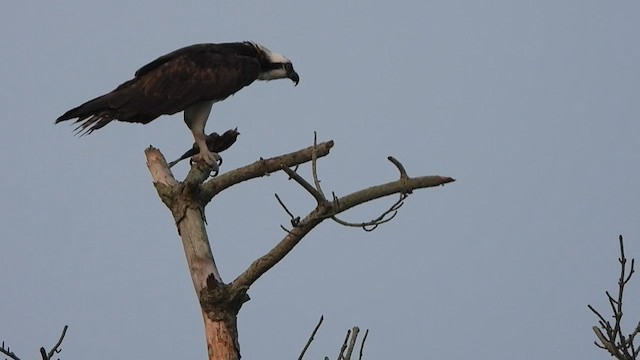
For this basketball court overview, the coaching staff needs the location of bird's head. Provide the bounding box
[254,43,300,86]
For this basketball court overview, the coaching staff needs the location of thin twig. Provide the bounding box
[630,322,640,356]
[1,325,68,360]
[298,315,324,360]
[328,158,412,230]
[282,166,326,204]
[613,236,628,354]
[588,235,638,360]
[388,156,409,180]
[0,341,20,360]
[332,212,397,232]
[311,132,326,199]
[331,193,407,231]
[337,329,351,360]
[359,329,369,360]
[588,304,610,330]
[275,194,296,220]
[274,193,301,227]
[45,325,68,360]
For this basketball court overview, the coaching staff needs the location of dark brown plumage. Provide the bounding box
[55,41,298,170]
[55,43,276,134]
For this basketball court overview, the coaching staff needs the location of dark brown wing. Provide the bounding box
[55,43,261,135]
[134,42,260,77]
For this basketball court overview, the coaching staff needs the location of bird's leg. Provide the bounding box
[184,100,221,173]
[192,130,221,167]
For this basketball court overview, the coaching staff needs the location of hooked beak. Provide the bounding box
[288,70,300,86]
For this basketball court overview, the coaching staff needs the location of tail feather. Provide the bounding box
[56,93,111,123]
[56,93,117,135]
[72,114,113,136]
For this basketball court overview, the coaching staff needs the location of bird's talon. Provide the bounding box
[190,151,221,176]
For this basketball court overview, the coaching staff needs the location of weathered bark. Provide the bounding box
[146,147,242,359]
[145,142,336,360]
[144,139,454,360]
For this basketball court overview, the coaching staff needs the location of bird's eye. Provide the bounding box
[284,63,293,71]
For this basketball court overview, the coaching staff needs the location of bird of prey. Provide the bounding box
[55,42,299,171]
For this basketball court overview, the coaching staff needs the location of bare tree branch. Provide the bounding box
[311,132,327,200]
[274,193,300,227]
[298,315,324,360]
[200,140,335,202]
[328,156,415,231]
[287,152,414,231]
[282,165,325,204]
[145,146,179,187]
[231,172,453,291]
[331,193,407,231]
[1,326,68,360]
[44,325,68,360]
[359,329,369,360]
[589,235,638,360]
[297,318,370,360]
[0,341,20,360]
[344,327,360,360]
[329,326,368,360]
[145,136,453,360]
[387,156,409,179]
[337,329,351,360]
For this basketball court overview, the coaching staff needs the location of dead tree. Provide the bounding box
[589,235,640,359]
[145,134,455,360]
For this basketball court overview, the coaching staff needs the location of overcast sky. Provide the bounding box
[1,1,639,359]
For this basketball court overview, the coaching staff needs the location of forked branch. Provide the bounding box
[329,156,411,231]
[0,325,69,360]
[200,140,335,203]
[588,235,639,359]
[145,134,453,360]
[231,138,454,291]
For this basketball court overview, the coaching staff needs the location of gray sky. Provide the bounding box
[1,1,639,359]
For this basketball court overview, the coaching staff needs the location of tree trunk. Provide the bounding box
[144,139,454,360]
[146,148,244,360]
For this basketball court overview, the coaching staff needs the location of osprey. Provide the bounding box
[56,41,299,169]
